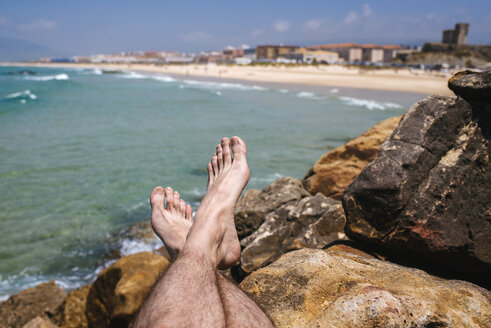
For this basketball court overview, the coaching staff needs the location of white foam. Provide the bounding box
[119,236,161,257]
[4,90,37,102]
[119,71,176,82]
[330,88,339,94]
[297,92,325,100]
[215,91,222,96]
[120,71,148,79]
[339,96,403,111]
[182,79,267,91]
[278,89,289,93]
[250,172,284,183]
[23,73,69,81]
[92,68,103,75]
[151,75,176,82]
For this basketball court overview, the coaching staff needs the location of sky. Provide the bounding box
[0,0,490,59]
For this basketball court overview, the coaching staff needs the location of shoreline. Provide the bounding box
[0,62,453,95]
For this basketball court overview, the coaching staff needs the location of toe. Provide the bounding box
[230,136,247,161]
[164,187,174,209]
[150,186,165,209]
[207,162,214,187]
[211,153,218,176]
[179,199,186,215]
[216,144,223,171]
[173,191,181,211]
[185,204,193,221]
[221,137,232,167]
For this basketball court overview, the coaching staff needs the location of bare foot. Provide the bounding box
[150,186,193,262]
[185,136,249,269]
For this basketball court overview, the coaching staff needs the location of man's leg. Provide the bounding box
[217,272,274,327]
[135,137,273,327]
[134,187,226,327]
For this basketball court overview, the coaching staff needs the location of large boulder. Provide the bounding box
[234,177,309,239]
[303,116,401,199]
[0,281,66,328]
[22,317,58,328]
[343,73,491,283]
[240,193,346,274]
[448,69,491,102]
[59,284,90,328]
[86,252,170,328]
[240,247,491,328]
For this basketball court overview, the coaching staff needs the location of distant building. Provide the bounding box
[309,43,403,63]
[256,45,300,59]
[223,47,244,61]
[381,45,404,62]
[286,48,339,64]
[361,44,384,62]
[308,43,362,62]
[243,48,256,60]
[194,51,226,64]
[442,23,469,45]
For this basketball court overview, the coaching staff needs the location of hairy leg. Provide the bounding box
[216,273,274,328]
[135,250,226,328]
[136,137,272,327]
[135,188,225,328]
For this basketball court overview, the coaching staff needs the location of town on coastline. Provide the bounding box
[38,23,491,72]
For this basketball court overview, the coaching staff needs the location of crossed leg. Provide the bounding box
[134,137,273,328]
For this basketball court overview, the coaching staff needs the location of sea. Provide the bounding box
[0,65,424,299]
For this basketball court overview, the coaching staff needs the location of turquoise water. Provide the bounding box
[0,66,423,297]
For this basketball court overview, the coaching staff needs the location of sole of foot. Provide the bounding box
[150,186,193,262]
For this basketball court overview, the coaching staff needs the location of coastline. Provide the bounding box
[0,62,453,95]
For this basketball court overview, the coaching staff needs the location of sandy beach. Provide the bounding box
[1,62,453,95]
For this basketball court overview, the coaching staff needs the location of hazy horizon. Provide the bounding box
[1,0,491,60]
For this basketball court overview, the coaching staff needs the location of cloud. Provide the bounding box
[344,12,358,24]
[362,4,373,17]
[305,19,323,30]
[18,19,56,31]
[180,31,212,42]
[251,29,264,37]
[426,13,435,20]
[274,20,290,32]
[0,17,8,26]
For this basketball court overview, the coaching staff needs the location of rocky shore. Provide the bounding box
[1,70,490,328]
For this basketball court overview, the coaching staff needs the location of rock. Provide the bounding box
[234,177,309,239]
[86,252,170,328]
[22,317,58,328]
[303,116,401,199]
[59,284,90,328]
[239,248,491,328]
[0,281,66,328]
[239,193,347,274]
[343,94,491,282]
[448,69,491,101]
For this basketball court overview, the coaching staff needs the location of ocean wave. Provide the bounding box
[182,79,267,91]
[297,92,325,100]
[119,71,176,82]
[5,89,37,100]
[0,268,97,300]
[250,172,284,184]
[4,90,37,104]
[119,71,148,79]
[330,88,339,94]
[119,237,161,257]
[92,68,103,75]
[23,73,69,81]
[339,96,403,111]
[278,89,289,93]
